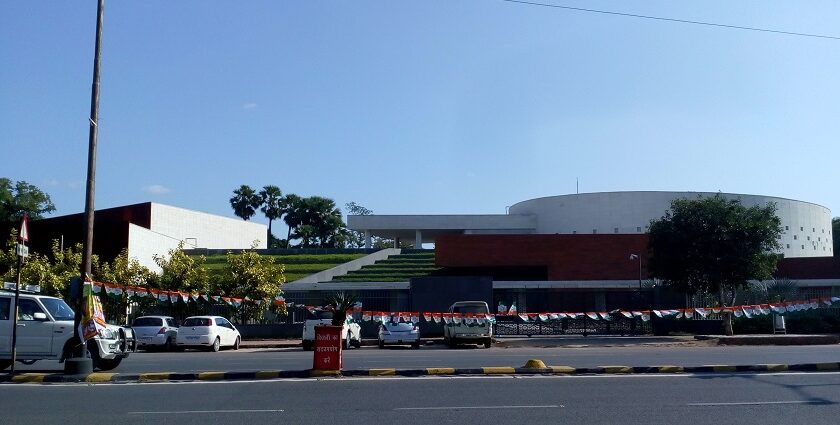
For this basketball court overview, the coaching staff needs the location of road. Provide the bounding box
[2,372,839,424]
[7,344,840,374]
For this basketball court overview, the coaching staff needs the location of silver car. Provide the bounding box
[132,316,179,351]
[378,321,420,349]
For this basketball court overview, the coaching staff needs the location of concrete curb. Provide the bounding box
[2,362,839,384]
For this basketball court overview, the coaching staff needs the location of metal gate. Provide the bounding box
[494,315,651,336]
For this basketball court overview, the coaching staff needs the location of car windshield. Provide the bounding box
[182,318,212,327]
[452,304,489,315]
[384,322,415,331]
[132,317,163,327]
[39,298,75,321]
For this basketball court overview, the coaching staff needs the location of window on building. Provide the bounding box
[572,230,577,235]
[813,228,816,232]
[794,235,798,240]
[636,226,642,232]
[785,226,789,231]
[807,236,810,241]
[614,227,619,234]
[592,229,597,234]
[802,245,805,249]
[786,244,790,249]
[801,227,804,231]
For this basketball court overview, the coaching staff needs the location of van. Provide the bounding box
[444,301,492,348]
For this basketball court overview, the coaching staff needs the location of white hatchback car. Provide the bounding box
[132,316,178,351]
[175,316,241,352]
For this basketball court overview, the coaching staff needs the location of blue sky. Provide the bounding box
[2,1,839,230]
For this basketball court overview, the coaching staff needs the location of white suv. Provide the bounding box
[0,289,136,371]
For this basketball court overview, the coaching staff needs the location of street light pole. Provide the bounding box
[65,0,104,375]
[629,254,642,290]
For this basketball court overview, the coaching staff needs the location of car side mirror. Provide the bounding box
[33,312,48,321]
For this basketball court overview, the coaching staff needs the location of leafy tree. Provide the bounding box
[212,244,286,323]
[95,249,155,324]
[344,202,372,248]
[0,178,56,222]
[152,242,210,294]
[300,196,345,248]
[259,185,283,244]
[0,231,94,297]
[281,194,304,243]
[647,194,782,335]
[229,185,261,221]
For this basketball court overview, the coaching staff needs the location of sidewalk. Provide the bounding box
[240,334,840,349]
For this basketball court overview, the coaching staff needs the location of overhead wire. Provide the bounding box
[498,0,840,41]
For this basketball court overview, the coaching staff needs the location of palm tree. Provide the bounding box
[229,185,261,221]
[325,292,359,326]
[259,185,283,244]
[281,194,303,244]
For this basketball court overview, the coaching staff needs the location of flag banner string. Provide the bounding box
[89,279,839,322]
[90,280,286,308]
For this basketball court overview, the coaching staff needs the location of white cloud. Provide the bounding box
[242,103,258,109]
[143,184,171,195]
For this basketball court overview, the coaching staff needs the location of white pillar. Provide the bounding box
[415,230,422,249]
[364,230,372,249]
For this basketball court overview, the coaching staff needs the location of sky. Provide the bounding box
[2,1,839,232]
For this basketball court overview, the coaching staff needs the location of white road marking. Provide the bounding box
[128,409,284,415]
[687,401,824,407]
[395,405,562,411]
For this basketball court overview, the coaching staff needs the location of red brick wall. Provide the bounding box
[435,234,649,280]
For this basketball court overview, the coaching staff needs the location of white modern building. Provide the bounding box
[349,191,833,258]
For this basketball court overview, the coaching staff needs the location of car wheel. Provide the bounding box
[353,337,362,349]
[0,360,12,371]
[302,340,312,351]
[448,338,457,349]
[378,340,384,349]
[412,341,420,349]
[164,337,173,352]
[210,337,220,352]
[344,335,351,350]
[484,339,492,349]
[234,337,241,350]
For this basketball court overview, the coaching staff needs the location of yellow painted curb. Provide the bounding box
[256,371,280,379]
[12,373,46,383]
[656,366,684,373]
[139,373,173,382]
[86,373,115,383]
[198,372,225,381]
[710,365,736,373]
[815,363,840,371]
[369,369,396,376]
[763,364,789,372]
[426,368,456,375]
[549,366,576,374]
[482,367,516,374]
[310,370,341,377]
[601,366,633,374]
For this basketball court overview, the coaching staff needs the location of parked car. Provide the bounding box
[132,316,178,351]
[378,321,420,349]
[301,309,361,351]
[444,301,493,348]
[0,287,135,371]
[175,316,241,352]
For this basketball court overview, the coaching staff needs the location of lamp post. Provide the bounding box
[629,254,642,290]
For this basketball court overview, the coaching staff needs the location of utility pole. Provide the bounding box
[65,0,104,375]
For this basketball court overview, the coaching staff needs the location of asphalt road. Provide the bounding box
[2,373,840,424]
[7,344,840,374]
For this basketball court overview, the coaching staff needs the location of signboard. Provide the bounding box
[19,215,29,242]
[16,244,28,258]
[313,325,342,371]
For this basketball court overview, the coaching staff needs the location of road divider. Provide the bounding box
[2,361,839,384]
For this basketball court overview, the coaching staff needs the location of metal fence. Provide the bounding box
[493,315,651,336]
